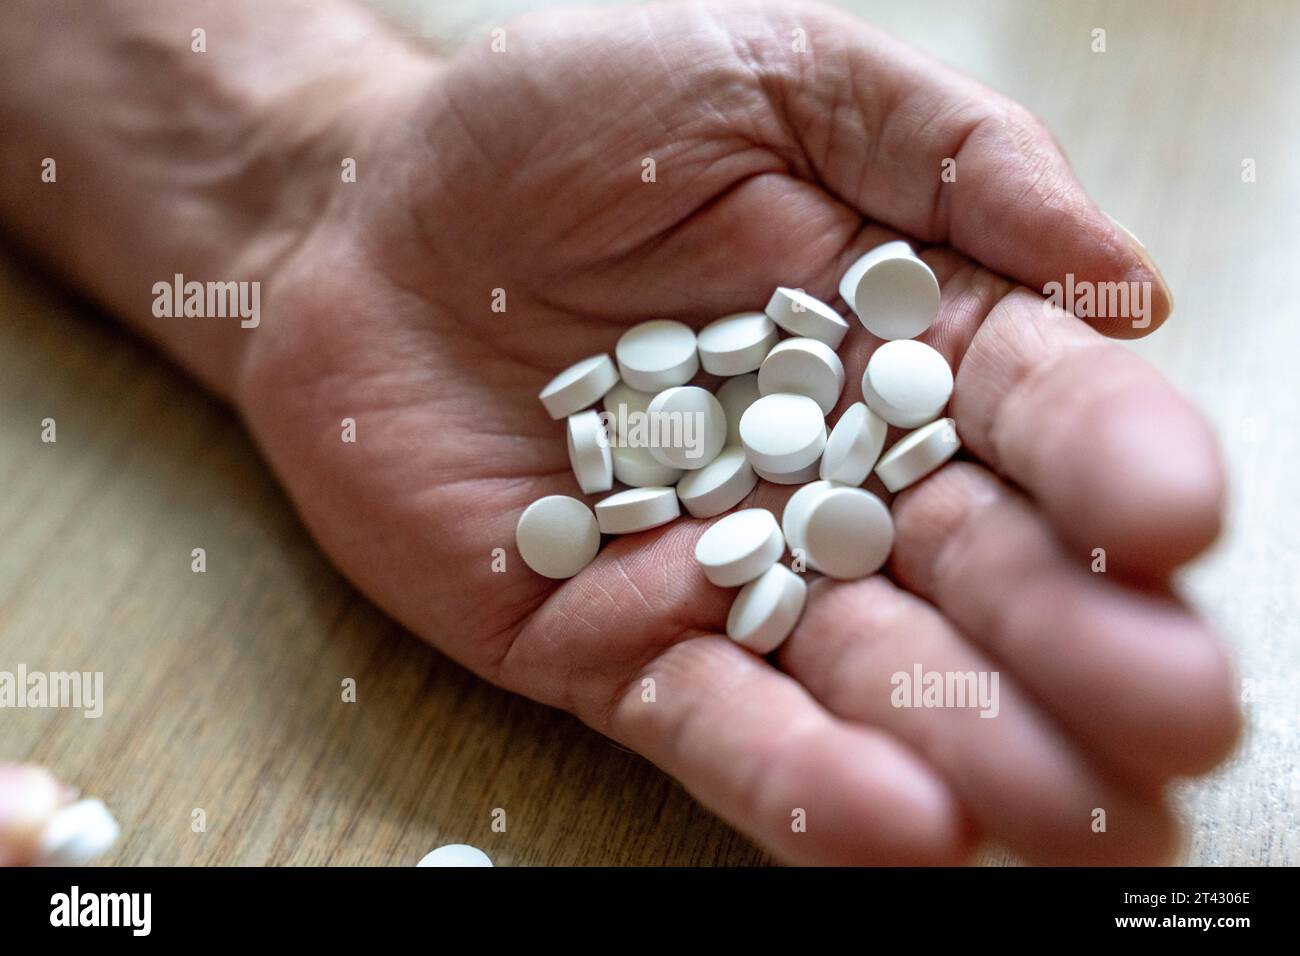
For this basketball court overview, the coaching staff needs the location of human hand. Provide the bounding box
[90,0,1249,864]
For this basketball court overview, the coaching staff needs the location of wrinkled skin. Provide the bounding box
[158,1,1241,863]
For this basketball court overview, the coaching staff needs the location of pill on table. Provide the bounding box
[840,240,940,340]
[694,508,785,587]
[644,386,727,470]
[416,844,494,867]
[615,320,699,391]
[727,564,808,655]
[764,287,850,349]
[595,487,681,534]
[612,442,683,487]
[567,410,613,494]
[781,479,835,553]
[516,495,601,579]
[874,418,962,493]
[801,486,894,579]
[697,311,779,376]
[861,340,953,428]
[602,381,655,443]
[739,393,827,473]
[757,338,845,415]
[820,402,888,485]
[34,799,119,865]
[715,373,761,447]
[676,447,757,518]
[753,459,822,485]
[538,354,619,420]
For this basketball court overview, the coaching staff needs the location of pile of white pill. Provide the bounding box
[517,240,961,654]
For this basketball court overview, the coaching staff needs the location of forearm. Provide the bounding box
[0,0,430,399]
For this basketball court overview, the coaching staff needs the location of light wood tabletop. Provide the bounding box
[2,0,1296,866]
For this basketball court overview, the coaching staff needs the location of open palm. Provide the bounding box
[238,0,1239,864]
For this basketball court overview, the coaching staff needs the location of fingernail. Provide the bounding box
[1106,213,1175,320]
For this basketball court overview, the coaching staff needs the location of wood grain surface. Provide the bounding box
[2,0,1296,866]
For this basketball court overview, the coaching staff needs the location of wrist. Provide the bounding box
[0,0,439,402]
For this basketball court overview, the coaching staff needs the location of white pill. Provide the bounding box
[595,487,680,534]
[764,287,850,349]
[715,373,761,447]
[753,460,822,485]
[611,442,683,487]
[820,402,888,485]
[739,393,827,473]
[644,386,727,470]
[781,479,835,553]
[676,447,757,518]
[802,486,894,579]
[697,311,778,376]
[416,844,494,867]
[538,354,619,420]
[615,320,699,391]
[516,495,601,579]
[874,418,962,493]
[566,410,613,494]
[727,564,808,655]
[757,338,845,415]
[35,799,119,866]
[838,240,913,306]
[602,381,655,443]
[694,508,785,587]
[861,340,953,428]
[840,241,941,340]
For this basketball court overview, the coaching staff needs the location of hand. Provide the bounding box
[0,764,67,866]
[92,0,1252,863]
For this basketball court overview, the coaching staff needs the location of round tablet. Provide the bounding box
[764,287,850,349]
[739,393,827,473]
[539,354,619,420]
[838,240,914,308]
[715,373,761,447]
[861,340,953,428]
[781,479,834,554]
[611,442,683,487]
[595,487,680,534]
[615,320,699,391]
[727,564,808,655]
[416,844,494,867]
[516,495,601,579]
[849,250,941,341]
[697,311,778,376]
[35,799,119,865]
[602,381,655,443]
[645,386,727,470]
[753,460,822,485]
[566,410,613,494]
[802,487,894,579]
[819,402,888,485]
[874,418,962,493]
[694,508,785,587]
[757,338,845,415]
[676,447,757,518]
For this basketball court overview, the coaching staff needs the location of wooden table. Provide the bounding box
[2,0,1295,865]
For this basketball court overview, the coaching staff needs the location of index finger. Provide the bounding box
[738,1,1172,336]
